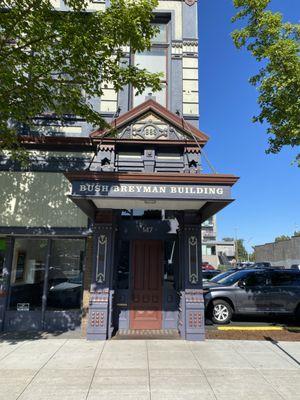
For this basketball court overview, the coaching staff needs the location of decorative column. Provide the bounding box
[178,212,205,341]
[86,211,116,340]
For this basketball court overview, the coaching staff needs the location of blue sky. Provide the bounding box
[198,0,300,251]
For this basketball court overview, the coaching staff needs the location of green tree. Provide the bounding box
[275,235,290,242]
[0,0,161,159]
[294,231,300,237]
[248,252,255,262]
[236,239,248,261]
[232,0,300,165]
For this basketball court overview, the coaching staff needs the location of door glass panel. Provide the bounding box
[47,239,85,311]
[9,239,48,310]
[116,241,130,289]
[164,241,175,286]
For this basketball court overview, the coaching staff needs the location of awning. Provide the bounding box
[65,172,238,223]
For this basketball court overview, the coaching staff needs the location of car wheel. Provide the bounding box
[211,300,233,325]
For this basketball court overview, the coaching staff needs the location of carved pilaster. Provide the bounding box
[178,212,205,341]
[86,213,116,340]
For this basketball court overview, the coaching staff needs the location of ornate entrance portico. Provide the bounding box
[65,99,238,341]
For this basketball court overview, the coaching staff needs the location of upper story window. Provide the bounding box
[132,23,169,108]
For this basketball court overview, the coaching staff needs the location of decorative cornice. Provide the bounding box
[65,171,239,186]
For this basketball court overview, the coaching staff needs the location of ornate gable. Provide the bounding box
[118,112,186,141]
[90,99,209,144]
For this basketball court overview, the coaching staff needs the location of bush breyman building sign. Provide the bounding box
[72,181,231,200]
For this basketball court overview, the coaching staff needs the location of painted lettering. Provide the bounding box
[80,184,87,192]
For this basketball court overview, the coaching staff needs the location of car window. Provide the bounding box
[271,272,300,286]
[244,272,268,287]
[210,271,233,283]
[218,270,250,286]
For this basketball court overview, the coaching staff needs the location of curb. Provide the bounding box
[217,326,285,331]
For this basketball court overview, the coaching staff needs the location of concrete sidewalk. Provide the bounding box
[0,338,299,400]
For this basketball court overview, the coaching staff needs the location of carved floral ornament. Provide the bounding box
[118,120,185,141]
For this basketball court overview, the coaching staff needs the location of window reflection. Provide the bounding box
[9,239,48,310]
[116,241,130,289]
[152,23,168,43]
[133,47,168,107]
[164,241,175,288]
[0,239,6,289]
[47,239,85,310]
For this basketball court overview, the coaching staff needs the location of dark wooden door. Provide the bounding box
[130,240,163,330]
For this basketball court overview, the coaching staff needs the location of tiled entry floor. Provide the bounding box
[113,329,181,340]
[0,338,299,400]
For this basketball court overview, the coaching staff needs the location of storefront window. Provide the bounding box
[46,239,85,310]
[0,239,6,287]
[9,239,48,310]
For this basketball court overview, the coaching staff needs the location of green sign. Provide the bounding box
[0,240,6,251]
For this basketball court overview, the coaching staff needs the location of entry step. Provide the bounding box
[113,329,181,340]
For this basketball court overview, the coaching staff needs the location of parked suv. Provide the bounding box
[291,264,300,271]
[204,269,300,324]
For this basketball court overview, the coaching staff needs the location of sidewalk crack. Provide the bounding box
[16,338,69,400]
[85,341,106,400]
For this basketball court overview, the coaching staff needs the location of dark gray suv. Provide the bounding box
[204,269,300,324]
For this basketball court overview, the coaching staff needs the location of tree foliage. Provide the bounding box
[294,231,300,237]
[236,239,248,261]
[232,0,300,164]
[0,0,161,158]
[275,235,290,242]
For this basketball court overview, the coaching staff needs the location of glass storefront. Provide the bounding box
[9,239,48,310]
[0,239,7,293]
[47,239,85,310]
[8,238,85,313]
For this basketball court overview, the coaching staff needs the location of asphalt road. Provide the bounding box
[206,315,300,329]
